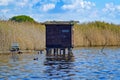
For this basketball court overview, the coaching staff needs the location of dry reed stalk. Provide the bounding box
[0,21,45,51]
[0,21,120,51]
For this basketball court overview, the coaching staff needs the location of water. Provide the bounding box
[0,47,120,80]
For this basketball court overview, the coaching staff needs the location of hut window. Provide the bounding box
[62,30,69,33]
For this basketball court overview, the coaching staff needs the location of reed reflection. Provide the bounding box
[11,52,19,62]
[44,50,75,79]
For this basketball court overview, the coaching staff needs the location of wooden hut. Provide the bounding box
[44,21,75,56]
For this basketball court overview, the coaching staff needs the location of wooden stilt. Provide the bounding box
[53,48,56,56]
[56,48,58,56]
[59,49,61,56]
[63,48,65,57]
[46,47,73,62]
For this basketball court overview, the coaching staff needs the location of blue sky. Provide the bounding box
[0,0,120,24]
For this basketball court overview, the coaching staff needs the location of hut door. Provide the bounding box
[61,29,71,47]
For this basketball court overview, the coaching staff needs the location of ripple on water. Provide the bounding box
[0,48,120,80]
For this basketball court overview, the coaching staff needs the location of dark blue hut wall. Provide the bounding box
[46,24,73,48]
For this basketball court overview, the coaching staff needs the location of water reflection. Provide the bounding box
[44,53,75,79]
[10,52,19,62]
[45,53,74,61]
[0,47,120,80]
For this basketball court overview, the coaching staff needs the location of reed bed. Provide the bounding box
[0,20,120,51]
[0,20,45,51]
[74,22,120,47]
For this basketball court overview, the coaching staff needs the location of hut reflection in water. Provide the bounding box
[44,48,74,65]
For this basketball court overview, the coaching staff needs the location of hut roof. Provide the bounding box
[44,21,79,25]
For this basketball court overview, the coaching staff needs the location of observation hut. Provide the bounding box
[44,21,76,57]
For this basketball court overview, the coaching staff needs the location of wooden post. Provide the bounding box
[56,48,58,56]
[63,48,65,57]
[59,48,61,56]
[53,48,55,56]
[46,48,52,56]
[46,48,48,56]
[68,48,73,57]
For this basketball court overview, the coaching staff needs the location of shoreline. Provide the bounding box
[0,45,120,54]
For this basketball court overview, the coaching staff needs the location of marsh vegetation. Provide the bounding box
[0,17,120,51]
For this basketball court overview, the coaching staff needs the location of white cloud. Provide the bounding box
[16,0,28,7]
[103,3,120,12]
[0,0,13,6]
[62,0,95,11]
[116,6,120,11]
[41,3,55,12]
[50,0,60,3]
[0,9,9,14]
[103,3,115,12]
[102,3,120,18]
[0,0,119,24]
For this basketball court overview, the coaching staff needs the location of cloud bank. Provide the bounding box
[0,0,120,24]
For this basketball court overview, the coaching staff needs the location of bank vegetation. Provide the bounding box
[0,20,120,51]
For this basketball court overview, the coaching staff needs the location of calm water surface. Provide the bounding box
[0,47,120,80]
